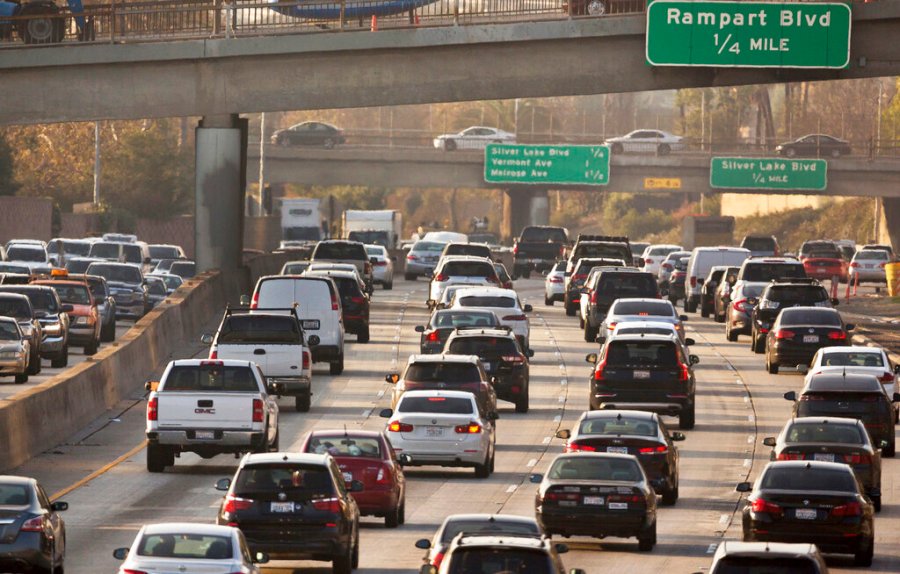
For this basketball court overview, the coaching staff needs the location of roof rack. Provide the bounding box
[771,277,820,284]
[454,325,514,334]
[223,305,301,319]
[576,234,630,243]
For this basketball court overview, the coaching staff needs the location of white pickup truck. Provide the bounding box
[202,308,318,412]
[145,359,280,473]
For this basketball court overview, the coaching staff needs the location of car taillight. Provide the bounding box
[850,262,859,268]
[501,354,525,364]
[455,422,482,434]
[590,289,598,304]
[678,363,689,382]
[147,397,158,421]
[122,570,149,574]
[593,358,607,381]
[879,262,887,269]
[831,501,862,517]
[434,273,449,282]
[572,273,587,283]
[302,351,310,370]
[544,491,580,502]
[733,298,750,313]
[879,372,895,383]
[407,254,418,261]
[376,466,392,485]
[223,494,253,514]
[374,260,387,266]
[799,394,825,401]
[750,498,782,515]
[827,330,847,340]
[312,498,341,513]
[662,263,673,271]
[426,330,441,342]
[607,321,617,331]
[512,245,519,255]
[566,443,596,452]
[775,329,795,340]
[690,276,697,288]
[252,398,264,423]
[20,516,43,532]
[503,314,526,321]
[209,348,218,360]
[351,296,366,304]
[639,446,667,454]
[388,421,414,432]
[776,452,805,460]
[645,258,654,265]
[432,551,446,568]
[549,276,564,283]
[843,453,872,464]
[250,290,259,310]
[608,493,644,504]
[330,288,339,311]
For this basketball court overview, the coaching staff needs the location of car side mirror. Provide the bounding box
[240,294,250,306]
[398,453,412,466]
[50,501,68,512]
[490,376,499,385]
[679,315,688,321]
[215,478,231,491]
[307,335,320,346]
[846,324,855,331]
[894,364,900,375]
[426,299,436,308]
[385,373,400,384]
[554,543,569,555]
[60,304,74,313]
[379,408,393,418]
[253,552,269,565]
[556,429,571,440]
[529,473,543,484]
[570,570,587,574]
[349,479,364,492]
[762,437,776,447]
[784,391,797,401]
[523,304,533,313]
[112,548,129,560]
[684,338,695,346]
[736,482,752,493]
[200,333,213,345]
[689,354,700,365]
[145,380,159,392]
[832,298,840,306]
[415,538,432,550]
[671,432,686,441]
[585,353,598,364]
[414,325,425,333]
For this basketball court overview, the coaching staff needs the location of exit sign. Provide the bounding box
[710,157,828,191]
[484,144,609,186]
[646,1,851,69]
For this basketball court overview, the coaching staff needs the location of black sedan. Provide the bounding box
[775,134,851,158]
[764,307,852,374]
[556,410,684,506]
[738,461,874,566]
[763,416,883,511]
[414,309,501,354]
[0,475,68,574]
[531,453,657,551]
[271,121,345,149]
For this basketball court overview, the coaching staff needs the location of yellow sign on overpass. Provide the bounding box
[644,177,683,190]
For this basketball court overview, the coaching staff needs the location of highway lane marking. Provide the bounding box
[51,440,148,501]
[363,409,372,417]
[506,484,517,493]
[376,390,385,399]
[558,396,565,403]
[747,435,755,443]
[542,436,552,444]
[743,459,752,467]
[560,379,567,386]
[748,415,755,422]
[553,415,561,423]
[707,543,718,554]
[527,458,537,467]
[718,514,730,526]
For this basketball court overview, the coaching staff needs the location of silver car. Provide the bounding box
[599,298,688,343]
[641,244,684,276]
[366,244,394,289]
[433,126,515,151]
[849,249,890,285]
[543,261,567,306]
[405,240,447,280]
[113,522,267,574]
[605,129,685,155]
[0,317,30,384]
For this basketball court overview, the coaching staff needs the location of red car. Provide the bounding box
[300,429,406,527]
[802,248,849,283]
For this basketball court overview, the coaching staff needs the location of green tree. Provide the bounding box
[0,130,18,196]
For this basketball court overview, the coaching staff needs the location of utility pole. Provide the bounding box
[93,121,101,207]
[258,112,266,216]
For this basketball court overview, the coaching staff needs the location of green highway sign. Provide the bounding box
[484,144,609,186]
[646,1,851,69]
[710,157,828,191]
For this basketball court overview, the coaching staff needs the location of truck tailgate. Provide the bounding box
[214,344,302,377]
[157,393,255,429]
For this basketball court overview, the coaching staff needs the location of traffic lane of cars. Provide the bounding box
[0,321,131,400]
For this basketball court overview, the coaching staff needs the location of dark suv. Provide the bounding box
[564,257,627,316]
[215,453,361,573]
[750,279,835,353]
[387,354,497,416]
[414,309,501,354]
[306,270,370,343]
[311,240,373,293]
[586,333,698,429]
[582,268,659,338]
[566,235,633,274]
[736,257,807,283]
[444,326,533,413]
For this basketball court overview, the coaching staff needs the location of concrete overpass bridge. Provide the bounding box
[3,2,900,265]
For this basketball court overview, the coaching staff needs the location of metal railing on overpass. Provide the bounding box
[0,0,873,48]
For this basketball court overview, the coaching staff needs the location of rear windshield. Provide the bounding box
[446,245,491,258]
[760,467,856,492]
[799,393,887,415]
[0,263,30,273]
[314,242,366,260]
[307,436,381,458]
[0,484,29,506]
[89,243,120,259]
[447,337,519,356]
[234,463,334,500]
[163,365,258,392]
[348,231,389,247]
[137,533,232,560]
[447,548,554,574]
[807,248,841,259]
[855,250,889,261]
[714,557,818,574]
[7,246,45,262]
[548,456,642,481]
[778,309,841,326]
[741,263,806,282]
[149,246,180,259]
[282,263,309,275]
[649,246,680,256]
[605,341,680,367]
[0,298,31,319]
[458,296,516,308]
[611,301,674,317]
[767,286,829,304]
[147,280,167,296]
[616,327,674,337]
[86,264,143,284]
[431,311,498,328]
[412,241,445,253]
[821,351,884,368]
[802,242,837,255]
[576,243,630,260]
[578,417,657,436]
[283,227,320,241]
[398,396,474,414]
[52,284,91,305]
[330,277,364,300]
[520,227,566,243]
[736,284,765,299]
[596,273,658,297]
[442,261,495,278]
[786,422,865,444]
[0,321,19,341]
[49,241,91,256]
[66,259,95,274]
[169,262,196,278]
[440,519,540,544]
[742,237,776,251]
[404,363,481,383]
[219,315,301,344]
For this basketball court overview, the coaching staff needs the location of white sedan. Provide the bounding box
[113,522,267,574]
[449,286,531,350]
[366,244,394,289]
[433,126,516,151]
[805,346,900,419]
[604,129,685,155]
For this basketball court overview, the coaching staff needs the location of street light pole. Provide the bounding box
[93,121,101,207]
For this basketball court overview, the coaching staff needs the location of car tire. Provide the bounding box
[404,272,416,281]
[611,142,624,154]
[384,281,393,290]
[522,269,531,279]
[146,443,173,473]
[19,5,64,45]
[657,143,671,156]
[323,137,336,149]
[27,348,41,375]
[785,147,797,158]
[358,326,370,344]
[584,321,598,343]
[398,500,406,525]
[330,354,345,375]
[726,327,738,342]
[101,319,116,342]
[51,345,68,369]
[715,310,725,324]
[565,299,576,316]
[385,504,401,528]
[854,537,874,567]
[474,458,490,478]
[333,544,353,574]
[295,394,311,412]
[883,440,895,458]
[515,387,529,413]
[84,340,99,356]
[873,495,882,512]
[661,480,679,506]
[352,532,360,569]
[766,354,779,374]
[679,403,695,430]
[637,520,656,552]
[700,302,709,318]
[544,294,552,306]
[752,334,765,354]
[444,139,457,151]
[14,373,27,384]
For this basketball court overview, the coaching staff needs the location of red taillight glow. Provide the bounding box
[750,498,782,515]
[879,372,895,383]
[407,254,418,261]
[425,330,440,342]
[678,363,689,382]
[843,453,872,464]
[775,329,795,340]
[434,273,449,282]
[850,262,860,268]
[566,443,596,452]
[223,494,253,514]
[250,290,259,310]
[690,276,697,288]
[376,465,392,485]
[549,276,564,283]
[388,421,414,433]
[252,398,264,423]
[645,258,654,265]
[832,502,862,517]
[503,314,526,321]
[330,288,339,311]
[501,354,525,364]
[733,298,750,313]
[374,260,387,267]
[312,498,341,513]
[209,348,218,360]
[302,351,310,370]
[433,552,446,568]
[20,516,43,532]
[827,330,847,340]
[590,289,598,304]
[544,491,580,502]
[776,452,805,460]
[639,446,668,454]
[572,274,587,283]
[122,570,149,574]
[147,397,158,421]
[455,422,482,434]
[351,296,366,304]
[662,263,673,271]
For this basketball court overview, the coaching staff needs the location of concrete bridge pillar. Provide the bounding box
[501,189,549,243]
[195,114,247,272]
[880,197,900,253]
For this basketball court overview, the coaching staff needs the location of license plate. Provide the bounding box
[302,320,320,330]
[803,335,819,343]
[342,472,353,483]
[425,427,444,437]
[482,362,492,371]
[606,446,628,454]
[608,502,628,510]
[633,370,651,379]
[795,508,818,520]
[865,264,873,269]
[270,502,294,513]
[813,453,835,462]
[195,431,215,440]
[583,496,605,505]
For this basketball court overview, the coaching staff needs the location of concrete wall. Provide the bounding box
[720,194,846,218]
[59,212,98,239]
[0,252,294,472]
[0,197,52,243]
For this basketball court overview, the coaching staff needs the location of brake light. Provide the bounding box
[544,491,580,502]
[330,287,339,311]
[374,260,387,266]
[733,298,750,313]
[832,501,862,517]
[312,498,341,513]
[566,443,596,452]
[20,516,43,532]
[376,465,392,485]
[433,552,446,568]
[122,570,149,574]
[607,321,617,331]
[593,358,607,381]
[750,498,782,515]
[351,296,366,304]
[549,275,564,283]
[776,452,805,460]
[608,494,644,503]
[252,398,264,423]
[147,397,158,421]
[223,494,253,514]
[662,263,673,271]
[455,422,482,434]
[827,330,847,341]
[512,244,519,255]
[302,350,310,370]
[434,273,449,282]
[501,354,525,364]
[503,314,526,321]
[678,363,689,382]
[590,289,598,304]
[407,254,418,261]
[879,372,895,383]
[645,258,653,265]
[843,453,872,464]
[775,329,795,340]
[425,330,441,343]
[850,262,859,268]
[388,421,414,432]
[690,276,697,288]
[250,290,259,310]
[639,446,667,454]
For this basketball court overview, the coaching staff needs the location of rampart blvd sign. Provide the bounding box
[710,157,828,191]
[646,1,851,69]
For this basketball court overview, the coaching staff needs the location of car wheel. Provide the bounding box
[579,316,585,329]
[384,280,393,290]
[474,458,490,478]
[404,272,416,281]
[752,334,765,354]
[357,325,370,344]
[715,310,725,324]
[51,345,68,369]
[323,137,336,149]
[583,321,598,343]
[611,142,624,154]
[398,499,406,524]
[385,504,401,528]
[146,443,173,473]
[84,341,98,356]
[333,544,353,574]
[637,520,656,552]
[657,143,671,156]
[831,148,842,158]
[444,139,457,151]
[873,494,882,513]
[20,6,64,44]
[854,537,874,567]
[785,147,797,158]
[883,440,895,458]
[352,532,360,569]
[700,303,709,318]
[14,373,28,384]
[522,269,531,279]
[330,354,345,375]
[544,294,552,306]
[679,403,695,430]
[726,326,738,342]
[661,479,678,506]
[766,354,779,374]
[565,299,576,316]
[295,394,311,412]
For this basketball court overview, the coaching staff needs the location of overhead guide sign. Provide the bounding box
[646,1,851,69]
[710,157,828,191]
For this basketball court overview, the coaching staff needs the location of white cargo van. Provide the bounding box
[684,247,751,312]
[249,275,346,375]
